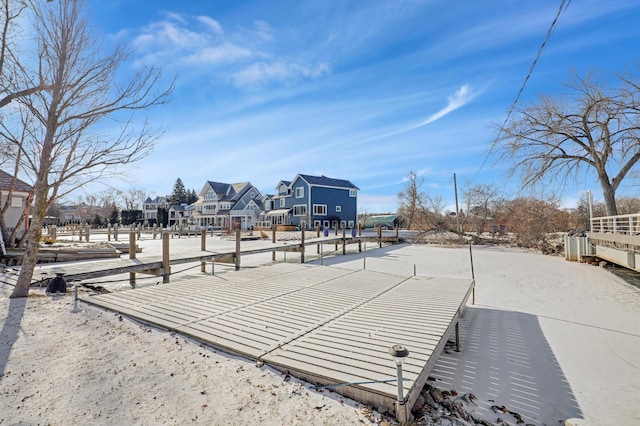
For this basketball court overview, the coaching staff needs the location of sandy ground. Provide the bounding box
[1,234,639,425]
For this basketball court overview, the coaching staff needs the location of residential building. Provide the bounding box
[143,196,170,225]
[58,203,112,224]
[191,181,263,230]
[0,170,33,239]
[267,174,358,229]
[168,204,195,227]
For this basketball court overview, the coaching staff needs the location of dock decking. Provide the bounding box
[80,262,474,421]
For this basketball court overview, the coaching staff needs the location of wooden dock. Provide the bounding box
[79,262,474,422]
[1,233,400,287]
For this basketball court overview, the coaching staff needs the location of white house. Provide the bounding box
[143,195,170,225]
[191,181,263,230]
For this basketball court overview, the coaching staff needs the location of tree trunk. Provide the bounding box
[10,183,48,298]
[600,180,618,216]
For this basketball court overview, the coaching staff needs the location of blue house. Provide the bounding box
[267,174,358,229]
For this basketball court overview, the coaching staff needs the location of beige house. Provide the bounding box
[0,170,33,240]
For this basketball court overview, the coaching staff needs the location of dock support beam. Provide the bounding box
[301,228,305,263]
[129,232,136,288]
[272,226,276,261]
[235,229,241,271]
[162,231,170,283]
[201,230,206,273]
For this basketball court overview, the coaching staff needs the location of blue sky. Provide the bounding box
[82,0,640,213]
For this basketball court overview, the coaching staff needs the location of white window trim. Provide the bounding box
[279,198,285,208]
[349,189,356,197]
[335,205,342,213]
[293,204,307,216]
[313,204,327,216]
[295,187,304,198]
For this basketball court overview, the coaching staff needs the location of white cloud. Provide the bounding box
[184,43,252,64]
[419,84,478,125]
[197,16,224,35]
[233,61,332,88]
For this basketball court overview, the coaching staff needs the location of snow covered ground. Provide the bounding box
[1,237,639,425]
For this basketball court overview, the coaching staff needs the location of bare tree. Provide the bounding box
[495,67,640,216]
[463,183,500,236]
[122,189,147,211]
[6,0,173,298]
[397,170,425,230]
[422,194,446,231]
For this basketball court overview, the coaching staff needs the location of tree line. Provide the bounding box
[397,171,639,251]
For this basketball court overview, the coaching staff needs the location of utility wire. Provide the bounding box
[470,0,572,183]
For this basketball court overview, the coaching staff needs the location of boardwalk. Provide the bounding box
[80,262,474,421]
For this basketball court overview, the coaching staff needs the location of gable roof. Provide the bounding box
[0,170,33,193]
[297,174,359,190]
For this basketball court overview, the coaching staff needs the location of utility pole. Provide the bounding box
[454,173,461,233]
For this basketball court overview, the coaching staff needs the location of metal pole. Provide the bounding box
[469,239,475,304]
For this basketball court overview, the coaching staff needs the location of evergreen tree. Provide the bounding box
[171,178,187,205]
[109,206,119,225]
[187,189,198,204]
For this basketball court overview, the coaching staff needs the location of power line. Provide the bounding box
[470,0,573,183]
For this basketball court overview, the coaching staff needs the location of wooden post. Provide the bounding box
[378,225,382,248]
[235,229,241,271]
[272,225,276,261]
[342,227,346,255]
[129,231,136,288]
[107,224,111,242]
[301,227,305,263]
[395,224,399,239]
[201,229,206,273]
[334,221,338,251]
[85,224,90,242]
[316,226,320,255]
[162,231,170,283]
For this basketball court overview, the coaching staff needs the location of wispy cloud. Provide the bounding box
[419,84,477,125]
[129,13,331,89]
[233,62,331,88]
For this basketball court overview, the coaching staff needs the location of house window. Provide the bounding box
[348,221,354,228]
[265,200,271,210]
[313,204,327,215]
[323,220,330,229]
[314,220,321,229]
[279,198,285,208]
[11,197,22,208]
[293,204,307,216]
[335,205,342,213]
[349,189,356,197]
[295,187,304,198]
[205,191,215,200]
